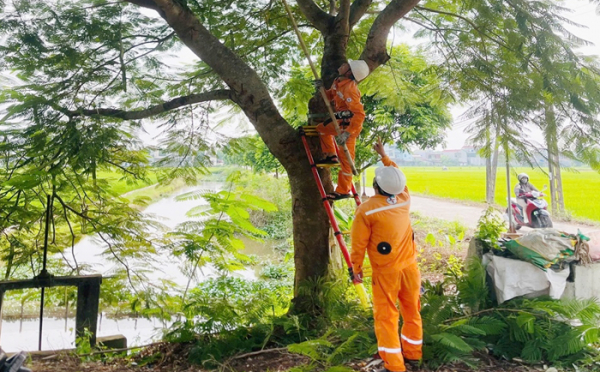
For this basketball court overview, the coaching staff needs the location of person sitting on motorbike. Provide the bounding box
[514,173,538,222]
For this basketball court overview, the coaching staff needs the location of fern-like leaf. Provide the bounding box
[431,333,474,352]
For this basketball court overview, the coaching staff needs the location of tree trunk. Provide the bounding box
[486,153,492,204]
[490,141,499,202]
[485,129,499,204]
[545,105,565,215]
[288,162,332,312]
[322,33,349,85]
[504,141,515,233]
[548,146,558,213]
[555,155,565,212]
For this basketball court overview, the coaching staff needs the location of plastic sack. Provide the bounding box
[587,231,600,261]
[502,228,576,270]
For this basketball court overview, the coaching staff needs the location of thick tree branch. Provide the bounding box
[339,0,351,21]
[336,0,351,35]
[65,89,233,120]
[296,0,332,33]
[349,0,373,27]
[127,0,301,171]
[360,0,420,69]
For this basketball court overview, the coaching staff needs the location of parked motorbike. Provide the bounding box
[507,187,553,229]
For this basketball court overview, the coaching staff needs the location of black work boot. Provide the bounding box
[404,359,421,370]
[316,155,339,165]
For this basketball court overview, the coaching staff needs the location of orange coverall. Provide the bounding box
[350,156,422,372]
[316,77,365,195]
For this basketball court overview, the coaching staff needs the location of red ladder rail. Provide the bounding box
[299,127,369,308]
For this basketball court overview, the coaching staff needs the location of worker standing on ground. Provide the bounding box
[351,139,422,372]
[314,59,369,201]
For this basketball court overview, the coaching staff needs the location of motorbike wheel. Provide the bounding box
[531,215,542,228]
[540,215,553,228]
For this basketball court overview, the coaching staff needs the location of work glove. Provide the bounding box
[353,270,364,284]
[312,79,324,90]
[334,110,353,120]
[336,131,351,146]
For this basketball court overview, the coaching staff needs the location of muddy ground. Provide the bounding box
[28,343,542,372]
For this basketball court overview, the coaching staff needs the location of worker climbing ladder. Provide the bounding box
[300,125,370,308]
[280,0,367,308]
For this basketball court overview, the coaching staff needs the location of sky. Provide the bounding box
[443,0,600,149]
[133,1,600,150]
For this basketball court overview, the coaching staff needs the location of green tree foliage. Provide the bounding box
[223,135,283,176]
[279,44,452,171]
[411,0,600,164]
[2,0,600,311]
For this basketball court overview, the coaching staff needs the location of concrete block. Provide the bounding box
[97,335,127,350]
[561,263,600,300]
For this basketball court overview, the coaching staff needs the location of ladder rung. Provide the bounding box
[301,126,319,136]
[316,163,339,168]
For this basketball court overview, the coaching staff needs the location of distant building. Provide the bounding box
[384,145,484,166]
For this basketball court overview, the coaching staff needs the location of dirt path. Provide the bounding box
[409,194,597,234]
[362,187,597,233]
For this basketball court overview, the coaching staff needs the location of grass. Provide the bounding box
[97,167,233,201]
[366,166,600,222]
[411,211,471,282]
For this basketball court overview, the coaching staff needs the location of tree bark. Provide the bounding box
[485,127,493,204]
[555,154,565,213]
[350,0,374,27]
[490,139,499,202]
[360,0,421,69]
[545,105,565,215]
[296,0,331,33]
[548,145,558,213]
[288,164,332,312]
[485,127,500,204]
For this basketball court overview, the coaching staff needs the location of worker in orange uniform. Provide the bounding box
[314,59,370,201]
[351,139,422,372]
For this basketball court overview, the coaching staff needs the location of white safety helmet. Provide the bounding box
[348,59,370,82]
[374,166,407,195]
[517,173,529,183]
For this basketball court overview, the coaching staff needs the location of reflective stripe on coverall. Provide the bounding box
[350,155,422,372]
[316,78,365,194]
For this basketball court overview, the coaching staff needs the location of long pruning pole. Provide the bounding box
[281,0,358,176]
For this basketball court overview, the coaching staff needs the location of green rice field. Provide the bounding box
[366,166,600,222]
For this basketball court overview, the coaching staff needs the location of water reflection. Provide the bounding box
[1,182,279,352]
